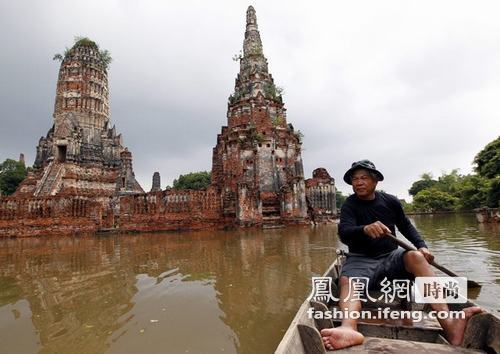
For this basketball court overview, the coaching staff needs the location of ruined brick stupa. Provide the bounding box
[0,8,335,237]
[212,6,308,226]
[15,38,143,199]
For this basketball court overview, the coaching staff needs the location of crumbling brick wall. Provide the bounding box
[118,187,228,232]
[0,196,103,237]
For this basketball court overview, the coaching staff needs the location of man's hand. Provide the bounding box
[363,221,391,239]
[418,247,434,263]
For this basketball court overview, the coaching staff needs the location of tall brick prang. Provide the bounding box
[211,6,308,227]
[0,9,338,238]
[15,38,143,199]
[35,38,114,168]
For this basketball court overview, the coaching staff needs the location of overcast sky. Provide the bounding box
[1,0,499,199]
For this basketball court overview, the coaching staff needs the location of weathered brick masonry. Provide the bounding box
[211,6,309,228]
[0,7,336,237]
[0,196,102,237]
[118,187,226,232]
[305,168,337,222]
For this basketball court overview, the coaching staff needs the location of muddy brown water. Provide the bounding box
[0,214,498,353]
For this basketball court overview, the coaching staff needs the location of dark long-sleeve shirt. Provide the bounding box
[338,191,427,257]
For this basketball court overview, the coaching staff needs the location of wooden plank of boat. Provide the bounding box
[275,255,500,354]
[275,262,339,354]
[296,324,485,354]
[329,336,484,353]
[311,300,444,344]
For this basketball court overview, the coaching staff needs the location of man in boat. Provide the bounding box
[320,160,482,350]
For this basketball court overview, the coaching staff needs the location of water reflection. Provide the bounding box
[410,214,500,313]
[0,215,498,353]
[0,226,340,353]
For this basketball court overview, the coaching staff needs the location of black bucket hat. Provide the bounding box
[343,160,384,185]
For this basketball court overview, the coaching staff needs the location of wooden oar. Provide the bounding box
[386,233,481,289]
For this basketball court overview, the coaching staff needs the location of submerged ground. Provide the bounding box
[0,214,498,353]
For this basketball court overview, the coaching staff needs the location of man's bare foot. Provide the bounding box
[320,326,364,350]
[444,306,484,346]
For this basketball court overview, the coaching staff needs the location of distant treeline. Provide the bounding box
[0,159,29,196]
[172,171,211,190]
[403,136,499,213]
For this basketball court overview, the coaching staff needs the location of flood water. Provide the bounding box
[0,214,498,354]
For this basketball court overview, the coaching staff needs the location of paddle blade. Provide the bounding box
[467,279,482,289]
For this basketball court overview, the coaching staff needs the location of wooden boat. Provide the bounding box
[276,251,500,354]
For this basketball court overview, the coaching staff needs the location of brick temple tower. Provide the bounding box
[305,168,337,221]
[150,172,161,192]
[36,38,117,167]
[212,6,308,226]
[15,38,143,198]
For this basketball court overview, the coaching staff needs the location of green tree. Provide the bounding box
[400,199,414,213]
[0,159,27,196]
[408,173,437,196]
[407,138,500,211]
[53,36,112,69]
[335,190,346,209]
[436,169,462,194]
[473,136,500,179]
[486,176,500,208]
[455,174,490,210]
[173,171,211,190]
[413,188,458,212]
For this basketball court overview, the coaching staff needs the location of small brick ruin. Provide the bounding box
[212,6,308,227]
[306,168,337,222]
[0,7,337,237]
[150,172,161,192]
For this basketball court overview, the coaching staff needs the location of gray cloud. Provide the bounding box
[1,0,499,198]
